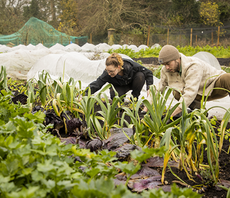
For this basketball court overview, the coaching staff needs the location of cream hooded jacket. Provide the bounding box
[149,53,226,109]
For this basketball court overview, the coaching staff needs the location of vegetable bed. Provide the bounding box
[1,65,230,198]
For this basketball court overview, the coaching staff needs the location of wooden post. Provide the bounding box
[167,28,169,44]
[179,34,181,46]
[217,26,220,46]
[108,28,115,45]
[90,33,92,44]
[190,28,193,46]
[26,33,28,45]
[147,26,150,46]
[120,32,123,45]
[211,31,213,45]
[196,35,197,46]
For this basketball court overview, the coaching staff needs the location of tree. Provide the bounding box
[57,0,78,36]
[132,0,171,26]
[75,0,171,36]
[199,1,221,26]
[0,0,28,34]
[23,0,59,27]
[169,0,200,25]
[50,0,56,21]
[23,0,40,20]
[31,0,39,17]
[216,0,230,23]
[36,0,59,27]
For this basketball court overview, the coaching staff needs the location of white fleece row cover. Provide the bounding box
[0,42,158,80]
[0,42,228,121]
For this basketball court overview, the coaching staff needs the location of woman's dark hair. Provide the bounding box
[106,53,124,68]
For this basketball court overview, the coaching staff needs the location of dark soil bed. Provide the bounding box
[112,106,230,197]
[139,108,230,197]
[85,104,230,197]
[132,56,230,197]
[163,138,230,198]
[52,102,230,198]
[11,80,230,198]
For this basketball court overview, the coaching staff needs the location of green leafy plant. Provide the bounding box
[107,47,137,58]
[0,90,29,125]
[142,183,202,198]
[108,45,230,59]
[70,177,142,198]
[114,146,166,186]
[7,78,27,94]
[152,64,163,79]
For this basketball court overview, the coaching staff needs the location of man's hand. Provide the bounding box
[165,108,182,124]
[76,95,82,102]
[171,107,182,117]
[140,89,150,114]
[147,89,150,97]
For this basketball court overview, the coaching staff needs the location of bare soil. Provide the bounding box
[138,110,230,198]
[163,128,230,198]
[55,101,230,197]
[134,57,230,198]
[100,103,230,197]
[132,56,230,197]
[78,102,230,197]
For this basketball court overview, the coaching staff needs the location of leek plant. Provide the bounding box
[218,108,230,155]
[120,97,148,147]
[77,84,125,140]
[30,71,84,134]
[55,78,83,116]
[73,93,95,139]
[161,102,217,184]
[74,86,101,139]
[34,71,83,114]
[29,70,62,109]
[0,65,8,91]
[26,80,37,111]
[160,99,202,183]
[161,92,230,186]
[141,86,181,148]
[91,89,124,140]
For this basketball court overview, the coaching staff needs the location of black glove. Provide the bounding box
[140,110,147,115]
[166,118,173,124]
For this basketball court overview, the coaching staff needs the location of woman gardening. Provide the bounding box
[86,53,153,101]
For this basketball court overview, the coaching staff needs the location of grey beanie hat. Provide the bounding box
[158,45,180,64]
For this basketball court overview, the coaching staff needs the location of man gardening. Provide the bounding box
[142,44,230,117]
